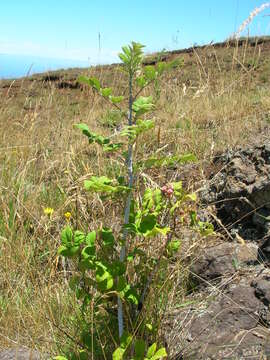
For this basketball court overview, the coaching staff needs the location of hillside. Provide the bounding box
[1,37,270,358]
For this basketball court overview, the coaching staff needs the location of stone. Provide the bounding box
[190,242,258,288]
[164,281,270,359]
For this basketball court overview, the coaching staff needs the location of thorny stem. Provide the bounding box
[118,71,134,338]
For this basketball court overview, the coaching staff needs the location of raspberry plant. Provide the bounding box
[56,42,213,359]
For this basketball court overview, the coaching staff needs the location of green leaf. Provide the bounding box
[74,230,85,245]
[120,119,154,141]
[101,228,115,247]
[109,95,124,104]
[167,240,181,254]
[136,76,147,88]
[53,357,68,360]
[74,123,92,137]
[101,87,112,97]
[113,347,125,360]
[104,142,123,152]
[75,123,115,149]
[81,245,96,259]
[198,221,214,236]
[144,65,157,80]
[125,287,139,305]
[139,153,196,170]
[146,343,157,358]
[120,331,133,349]
[139,214,157,234]
[86,231,96,246]
[152,226,170,236]
[88,77,101,90]
[146,323,153,331]
[132,96,154,117]
[96,264,114,291]
[84,176,129,194]
[58,245,80,257]
[135,339,145,358]
[184,193,197,202]
[190,210,197,226]
[78,76,101,90]
[61,226,73,245]
[150,347,167,360]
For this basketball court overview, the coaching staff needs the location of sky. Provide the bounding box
[1,0,270,72]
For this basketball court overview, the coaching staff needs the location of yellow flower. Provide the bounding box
[64,212,71,221]
[44,207,54,217]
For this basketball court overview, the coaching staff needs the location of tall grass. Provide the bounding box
[0,35,270,356]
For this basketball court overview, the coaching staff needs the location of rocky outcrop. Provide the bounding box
[200,142,270,241]
[164,142,270,359]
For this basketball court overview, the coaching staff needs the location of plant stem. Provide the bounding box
[118,72,134,338]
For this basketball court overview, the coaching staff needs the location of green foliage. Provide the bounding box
[84,176,130,194]
[132,96,154,118]
[75,123,122,152]
[112,334,167,360]
[56,41,212,359]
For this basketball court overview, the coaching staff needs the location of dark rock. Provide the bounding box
[190,242,258,287]
[252,276,270,306]
[164,141,270,359]
[164,280,270,359]
[200,142,270,239]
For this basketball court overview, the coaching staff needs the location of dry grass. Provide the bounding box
[1,38,270,357]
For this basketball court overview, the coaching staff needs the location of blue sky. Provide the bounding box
[1,0,270,64]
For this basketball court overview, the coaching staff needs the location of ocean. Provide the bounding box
[0,53,89,79]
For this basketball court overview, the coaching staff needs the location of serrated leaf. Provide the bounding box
[60,226,73,245]
[81,245,96,259]
[88,77,101,90]
[185,193,197,201]
[113,347,125,360]
[104,142,123,152]
[101,87,112,97]
[146,343,157,358]
[125,287,139,305]
[84,176,129,194]
[110,95,124,104]
[150,347,167,360]
[132,96,154,117]
[86,231,96,246]
[74,230,85,245]
[58,245,80,257]
[74,123,91,137]
[120,331,133,349]
[95,262,114,290]
[78,76,100,90]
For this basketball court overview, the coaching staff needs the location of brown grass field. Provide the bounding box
[1,37,270,357]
